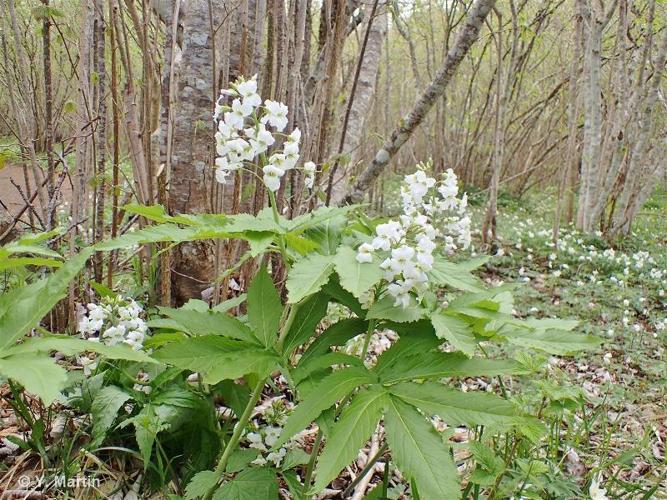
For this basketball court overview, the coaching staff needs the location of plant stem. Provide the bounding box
[300,429,323,499]
[268,189,289,268]
[207,377,266,498]
[359,319,377,361]
[341,442,388,497]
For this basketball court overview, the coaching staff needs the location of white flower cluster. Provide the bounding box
[241,398,307,468]
[77,297,148,351]
[356,167,471,308]
[213,75,316,192]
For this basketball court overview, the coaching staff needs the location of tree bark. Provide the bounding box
[342,0,496,205]
[168,0,220,305]
[327,0,388,206]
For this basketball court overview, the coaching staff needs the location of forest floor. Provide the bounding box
[469,188,667,498]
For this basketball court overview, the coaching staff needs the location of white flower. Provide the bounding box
[245,124,275,155]
[287,128,301,144]
[236,78,261,108]
[246,432,266,451]
[589,476,608,500]
[224,98,253,129]
[215,167,231,184]
[266,447,287,467]
[264,427,282,447]
[303,161,316,189]
[79,356,98,377]
[261,100,289,131]
[356,243,375,263]
[262,165,285,192]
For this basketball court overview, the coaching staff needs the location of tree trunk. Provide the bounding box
[92,0,107,282]
[342,0,496,204]
[327,0,388,206]
[168,0,219,305]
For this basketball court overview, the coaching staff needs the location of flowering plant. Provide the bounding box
[213,76,316,193]
[357,165,471,307]
[77,296,149,351]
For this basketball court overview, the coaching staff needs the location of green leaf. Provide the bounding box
[0,248,93,353]
[216,380,250,418]
[213,468,278,500]
[0,257,63,271]
[501,327,601,355]
[157,307,258,343]
[292,352,364,385]
[334,246,383,300]
[287,205,358,233]
[0,354,67,405]
[373,323,439,373]
[366,295,424,323]
[388,381,535,428]
[322,276,366,317]
[429,257,485,293]
[185,470,218,500]
[247,267,283,347]
[524,318,579,331]
[4,335,156,364]
[226,449,260,473]
[286,253,335,303]
[302,213,345,255]
[281,448,311,471]
[211,294,247,312]
[468,441,505,486]
[378,352,526,384]
[385,396,460,499]
[284,233,319,255]
[90,386,132,447]
[312,388,387,492]
[275,367,377,448]
[223,208,284,233]
[298,318,369,366]
[154,336,279,384]
[282,293,329,356]
[431,313,476,357]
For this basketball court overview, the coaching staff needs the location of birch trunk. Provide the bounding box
[342,0,496,205]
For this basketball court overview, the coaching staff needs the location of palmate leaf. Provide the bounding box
[291,352,364,385]
[153,336,279,384]
[377,351,526,384]
[247,266,283,347]
[90,386,132,447]
[282,293,329,356]
[429,257,485,293]
[500,326,601,355]
[287,205,359,233]
[384,396,460,499]
[312,388,387,493]
[431,312,477,357]
[274,367,377,448]
[366,295,425,323]
[0,353,67,405]
[334,246,383,300]
[185,470,219,500]
[286,252,335,303]
[298,318,369,366]
[3,335,156,364]
[213,468,278,500]
[388,381,537,429]
[322,276,366,317]
[0,247,93,353]
[156,307,258,343]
